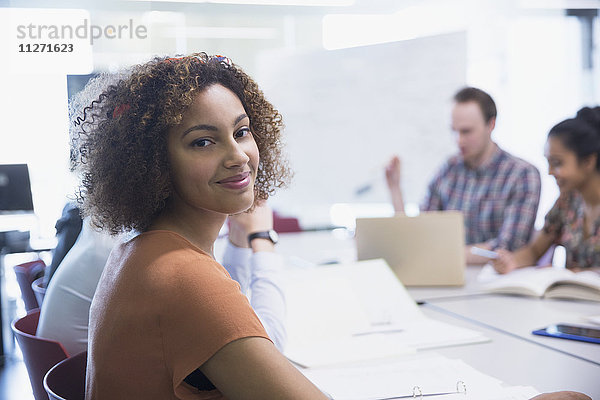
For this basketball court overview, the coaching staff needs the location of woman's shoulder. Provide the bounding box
[125,230,209,256]
[124,230,227,281]
[546,191,583,223]
[554,190,582,209]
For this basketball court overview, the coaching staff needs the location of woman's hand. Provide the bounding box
[530,391,591,400]
[228,201,274,249]
[493,249,519,274]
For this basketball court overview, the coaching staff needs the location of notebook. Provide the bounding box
[355,211,465,286]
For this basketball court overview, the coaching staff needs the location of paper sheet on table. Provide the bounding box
[283,266,415,367]
[300,353,540,400]
[585,315,600,325]
[282,259,487,367]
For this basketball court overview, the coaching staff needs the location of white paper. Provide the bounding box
[584,315,600,325]
[282,259,487,367]
[299,353,539,400]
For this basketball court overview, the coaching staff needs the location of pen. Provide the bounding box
[470,246,499,259]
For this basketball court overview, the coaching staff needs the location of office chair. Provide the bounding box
[273,211,302,233]
[14,259,46,311]
[44,351,87,400]
[11,309,69,400]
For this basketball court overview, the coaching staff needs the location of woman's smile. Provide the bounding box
[216,171,252,190]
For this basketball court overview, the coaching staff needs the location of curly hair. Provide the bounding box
[71,53,290,235]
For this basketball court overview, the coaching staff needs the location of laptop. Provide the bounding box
[355,211,465,286]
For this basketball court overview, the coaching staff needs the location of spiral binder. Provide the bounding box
[368,380,467,399]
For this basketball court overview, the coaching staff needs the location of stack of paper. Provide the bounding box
[281,259,489,368]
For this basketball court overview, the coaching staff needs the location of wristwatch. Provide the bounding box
[247,230,279,245]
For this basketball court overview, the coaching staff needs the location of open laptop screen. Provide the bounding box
[0,164,34,213]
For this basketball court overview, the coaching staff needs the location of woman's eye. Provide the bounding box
[191,138,212,148]
[548,160,561,168]
[235,128,251,139]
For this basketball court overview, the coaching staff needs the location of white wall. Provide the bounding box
[256,33,466,226]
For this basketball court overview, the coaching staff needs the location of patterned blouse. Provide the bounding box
[543,190,600,269]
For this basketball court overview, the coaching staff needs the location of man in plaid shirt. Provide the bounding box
[385,87,541,265]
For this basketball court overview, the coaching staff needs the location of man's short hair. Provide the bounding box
[453,87,497,124]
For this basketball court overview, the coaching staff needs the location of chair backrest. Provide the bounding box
[14,260,46,311]
[32,277,47,308]
[273,211,302,233]
[11,309,69,400]
[44,351,87,400]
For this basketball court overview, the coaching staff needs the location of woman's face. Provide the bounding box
[166,84,259,217]
[545,136,589,193]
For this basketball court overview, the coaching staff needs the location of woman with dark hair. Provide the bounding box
[73,53,326,400]
[494,107,600,273]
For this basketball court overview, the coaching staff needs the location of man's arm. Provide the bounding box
[385,155,405,213]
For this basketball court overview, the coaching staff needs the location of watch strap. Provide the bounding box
[247,230,278,245]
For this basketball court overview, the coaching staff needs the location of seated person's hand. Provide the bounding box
[493,249,519,274]
[228,201,273,248]
[385,155,401,190]
[530,391,591,400]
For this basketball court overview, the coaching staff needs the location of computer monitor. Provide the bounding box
[0,164,34,213]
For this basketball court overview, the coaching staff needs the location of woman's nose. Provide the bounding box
[223,140,250,168]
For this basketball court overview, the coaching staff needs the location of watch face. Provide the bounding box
[269,230,279,243]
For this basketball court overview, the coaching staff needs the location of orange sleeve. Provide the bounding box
[154,245,271,399]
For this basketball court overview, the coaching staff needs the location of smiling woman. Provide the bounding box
[493,107,600,274]
[158,84,259,225]
[69,53,326,400]
[73,53,289,235]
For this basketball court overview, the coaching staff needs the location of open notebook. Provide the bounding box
[478,264,600,302]
[280,259,488,368]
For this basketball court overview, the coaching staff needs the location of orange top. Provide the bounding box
[85,230,270,400]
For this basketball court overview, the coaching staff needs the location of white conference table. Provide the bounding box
[423,295,600,365]
[420,304,600,398]
[270,230,600,398]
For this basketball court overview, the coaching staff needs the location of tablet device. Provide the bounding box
[532,324,600,344]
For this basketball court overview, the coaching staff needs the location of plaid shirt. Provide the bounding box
[422,145,541,250]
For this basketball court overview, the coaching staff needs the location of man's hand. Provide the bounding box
[493,249,519,274]
[385,155,402,190]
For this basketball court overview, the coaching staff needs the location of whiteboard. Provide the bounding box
[255,32,466,224]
